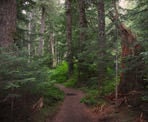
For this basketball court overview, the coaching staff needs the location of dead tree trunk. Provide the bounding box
[109,1,144,93]
[118,24,144,93]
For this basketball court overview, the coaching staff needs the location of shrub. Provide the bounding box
[50,61,68,83]
[80,88,105,106]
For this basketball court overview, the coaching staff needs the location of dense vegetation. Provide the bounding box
[0,0,147,121]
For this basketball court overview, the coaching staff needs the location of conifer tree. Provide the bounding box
[97,0,106,88]
[65,0,73,76]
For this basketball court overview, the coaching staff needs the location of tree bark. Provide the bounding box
[98,0,106,88]
[0,0,16,47]
[78,0,87,50]
[77,0,87,80]
[49,33,57,67]
[109,1,144,93]
[118,24,144,93]
[28,12,33,62]
[65,0,73,76]
[38,6,45,56]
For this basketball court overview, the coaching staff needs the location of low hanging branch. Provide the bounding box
[109,3,144,93]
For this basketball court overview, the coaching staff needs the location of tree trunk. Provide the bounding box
[77,0,87,80]
[98,0,106,88]
[49,33,57,67]
[78,0,87,50]
[65,0,73,76]
[118,24,144,93]
[28,12,33,62]
[38,6,45,56]
[110,1,144,93]
[0,0,16,47]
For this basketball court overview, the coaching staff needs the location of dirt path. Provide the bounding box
[46,84,96,122]
[46,84,141,122]
[0,83,141,122]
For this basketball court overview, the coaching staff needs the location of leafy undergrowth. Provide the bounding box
[49,62,78,88]
[79,87,143,121]
[76,80,148,121]
[63,73,78,87]
[31,104,60,122]
[30,97,63,122]
[79,78,115,107]
[0,48,65,122]
[80,88,104,106]
[90,104,142,122]
[30,83,64,122]
[79,86,148,121]
[49,61,68,83]
[0,83,64,122]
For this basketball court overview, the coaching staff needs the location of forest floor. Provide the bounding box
[46,84,141,122]
[46,84,93,122]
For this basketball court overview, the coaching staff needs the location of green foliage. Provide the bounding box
[28,80,64,122]
[80,88,105,106]
[100,79,116,95]
[79,67,116,95]
[80,89,98,106]
[63,64,78,87]
[79,66,117,106]
[142,95,148,102]
[0,47,52,100]
[80,95,98,106]
[36,82,64,103]
[141,51,148,83]
[0,47,65,122]
[1,0,147,120]
[50,61,68,83]
[141,90,148,102]
[64,74,78,87]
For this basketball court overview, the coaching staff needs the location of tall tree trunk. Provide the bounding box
[28,12,33,62]
[98,0,106,88]
[118,24,143,93]
[49,32,57,67]
[77,0,87,80]
[65,0,73,76]
[109,1,144,93]
[0,0,16,47]
[78,0,87,49]
[38,6,45,56]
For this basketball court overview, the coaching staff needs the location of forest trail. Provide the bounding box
[46,84,140,122]
[46,84,96,122]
